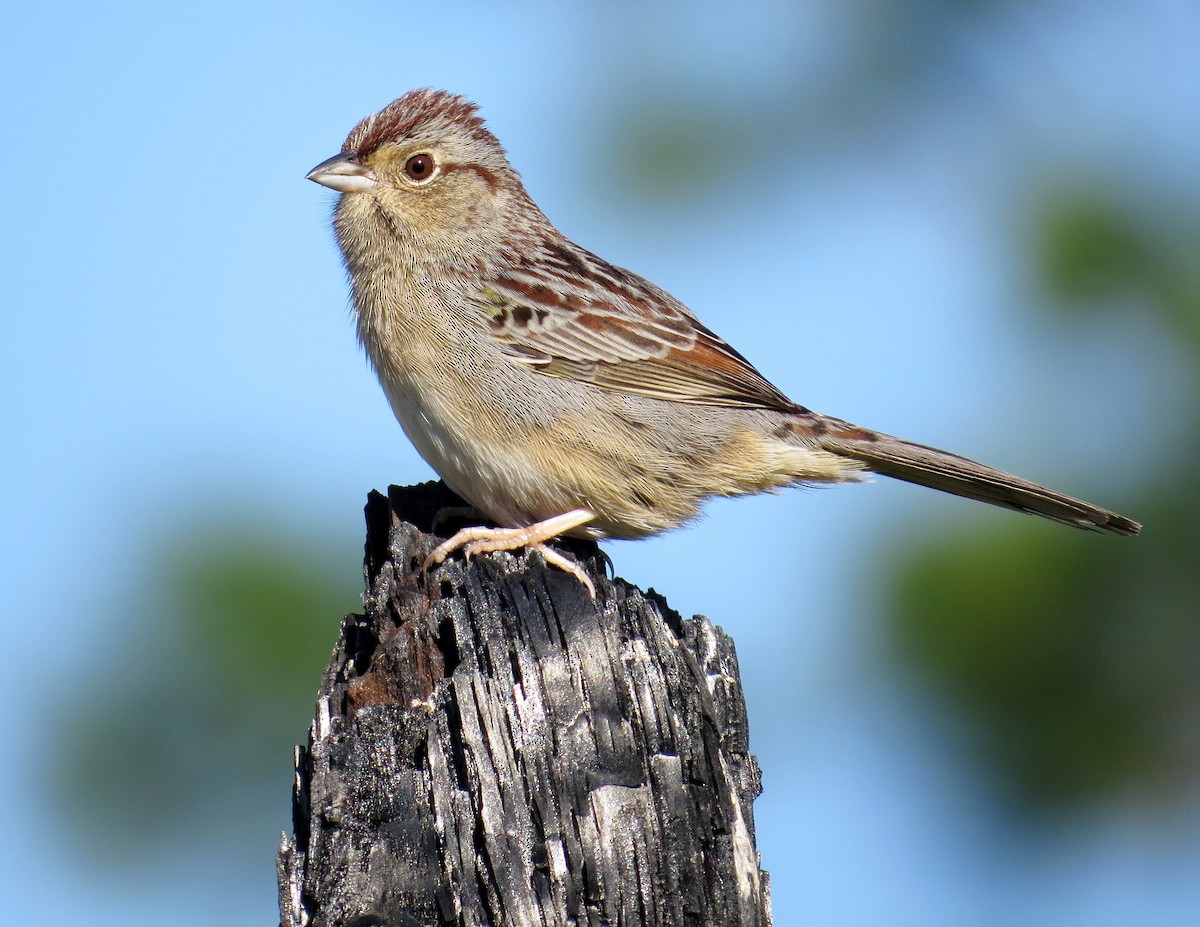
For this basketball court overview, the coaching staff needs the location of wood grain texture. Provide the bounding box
[278,482,771,927]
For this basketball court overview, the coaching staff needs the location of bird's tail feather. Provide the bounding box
[816,423,1141,536]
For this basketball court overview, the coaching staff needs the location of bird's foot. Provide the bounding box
[423,509,597,597]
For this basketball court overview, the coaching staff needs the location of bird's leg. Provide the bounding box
[422,509,598,596]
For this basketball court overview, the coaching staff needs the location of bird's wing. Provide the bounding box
[478,244,796,411]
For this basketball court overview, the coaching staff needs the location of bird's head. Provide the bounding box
[308,89,536,267]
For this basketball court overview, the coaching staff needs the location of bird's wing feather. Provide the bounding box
[477,245,795,410]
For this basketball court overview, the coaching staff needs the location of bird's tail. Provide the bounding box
[811,417,1141,536]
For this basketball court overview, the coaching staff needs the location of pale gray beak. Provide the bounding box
[306,151,378,193]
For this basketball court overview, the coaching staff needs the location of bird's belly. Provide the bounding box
[381,375,591,532]
[376,360,832,541]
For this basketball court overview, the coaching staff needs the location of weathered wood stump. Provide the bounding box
[278,482,771,927]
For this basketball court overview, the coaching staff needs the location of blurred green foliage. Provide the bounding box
[54,520,360,865]
[1036,182,1200,351]
[591,1,1027,206]
[888,181,1200,811]
[892,501,1199,808]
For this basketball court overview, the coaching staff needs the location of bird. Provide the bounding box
[307,88,1140,595]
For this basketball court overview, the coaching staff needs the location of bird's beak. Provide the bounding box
[306,151,378,193]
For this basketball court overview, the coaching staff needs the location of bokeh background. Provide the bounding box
[2,1,1197,923]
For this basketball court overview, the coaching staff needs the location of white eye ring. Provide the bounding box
[404,153,436,183]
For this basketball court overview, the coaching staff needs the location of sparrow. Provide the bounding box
[307,89,1139,595]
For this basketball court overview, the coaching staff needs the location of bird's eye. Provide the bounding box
[404,153,436,182]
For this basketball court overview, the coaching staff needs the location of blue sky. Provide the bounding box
[2,1,1197,924]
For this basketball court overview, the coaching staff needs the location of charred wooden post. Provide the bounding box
[278,482,771,927]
